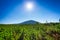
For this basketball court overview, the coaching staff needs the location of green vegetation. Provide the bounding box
[0,23,60,40]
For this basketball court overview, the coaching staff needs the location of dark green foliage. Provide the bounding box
[0,28,4,32]
[3,36,11,40]
[30,33,36,40]
[18,32,24,40]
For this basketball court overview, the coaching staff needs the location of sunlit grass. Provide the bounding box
[0,23,60,40]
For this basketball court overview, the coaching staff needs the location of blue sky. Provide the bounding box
[0,0,60,24]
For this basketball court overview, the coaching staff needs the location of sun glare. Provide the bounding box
[25,2,34,10]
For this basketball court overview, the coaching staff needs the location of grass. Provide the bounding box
[0,23,60,40]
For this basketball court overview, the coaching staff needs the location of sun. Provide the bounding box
[25,2,34,10]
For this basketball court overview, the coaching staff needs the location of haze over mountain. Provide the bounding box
[20,20,39,24]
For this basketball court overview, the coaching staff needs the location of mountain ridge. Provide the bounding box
[20,20,39,24]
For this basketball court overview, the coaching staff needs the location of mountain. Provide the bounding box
[20,20,39,24]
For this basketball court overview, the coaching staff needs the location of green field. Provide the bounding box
[0,23,60,40]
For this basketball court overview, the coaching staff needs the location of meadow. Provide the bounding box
[0,23,60,40]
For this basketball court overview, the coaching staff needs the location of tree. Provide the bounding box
[46,20,48,23]
[59,19,60,22]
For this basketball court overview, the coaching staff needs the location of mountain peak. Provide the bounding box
[20,20,38,24]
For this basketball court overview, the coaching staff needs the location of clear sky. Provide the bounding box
[0,0,60,24]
